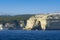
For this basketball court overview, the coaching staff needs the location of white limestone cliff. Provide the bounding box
[25,14,48,30]
[25,13,60,30]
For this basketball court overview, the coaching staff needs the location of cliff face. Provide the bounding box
[46,14,60,30]
[25,14,60,30]
[25,14,48,30]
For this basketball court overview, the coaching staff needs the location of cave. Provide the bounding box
[32,21,42,30]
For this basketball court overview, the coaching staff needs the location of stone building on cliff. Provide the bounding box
[25,13,60,30]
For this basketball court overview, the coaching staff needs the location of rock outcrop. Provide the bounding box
[25,14,48,30]
[25,13,60,30]
[0,24,3,30]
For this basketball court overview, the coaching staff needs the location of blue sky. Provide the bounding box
[0,0,60,15]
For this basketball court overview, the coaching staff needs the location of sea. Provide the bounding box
[0,30,60,40]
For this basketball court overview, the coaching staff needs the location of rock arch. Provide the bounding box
[31,21,42,30]
[25,15,48,30]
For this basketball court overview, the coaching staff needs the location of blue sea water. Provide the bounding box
[0,30,60,40]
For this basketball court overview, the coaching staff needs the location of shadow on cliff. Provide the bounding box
[31,21,42,30]
[8,20,23,30]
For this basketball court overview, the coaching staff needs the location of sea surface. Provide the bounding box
[0,30,60,40]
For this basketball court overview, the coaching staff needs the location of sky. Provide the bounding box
[0,0,60,15]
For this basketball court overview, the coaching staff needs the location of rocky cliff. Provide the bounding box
[25,13,60,30]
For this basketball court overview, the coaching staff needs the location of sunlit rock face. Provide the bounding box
[25,16,36,30]
[0,24,3,30]
[25,13,60,30]
[25,14,48,30]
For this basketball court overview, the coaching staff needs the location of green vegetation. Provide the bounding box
[0,14,35,23]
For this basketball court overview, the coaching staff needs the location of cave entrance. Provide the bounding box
[32,21,42,30]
